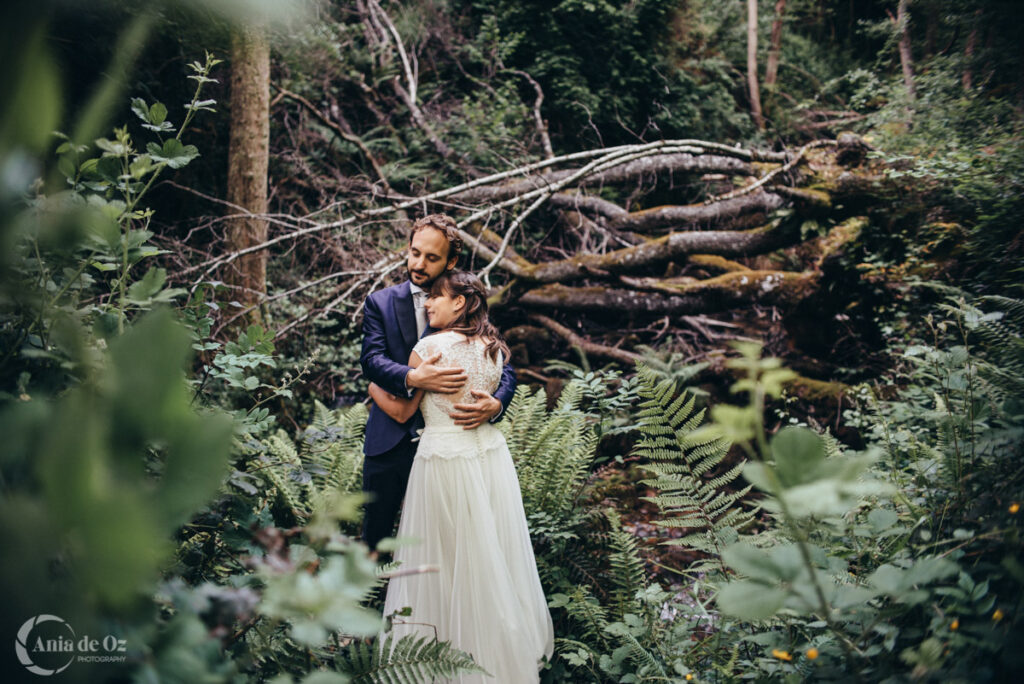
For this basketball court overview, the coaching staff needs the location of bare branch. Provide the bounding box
[703,139,835,204]
[273,85,393,193]
[528,313,642,365]
[504,69,554,159]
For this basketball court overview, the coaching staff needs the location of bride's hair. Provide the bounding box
[429,271,510,363]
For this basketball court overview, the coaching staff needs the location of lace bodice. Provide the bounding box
[413,331,503,431]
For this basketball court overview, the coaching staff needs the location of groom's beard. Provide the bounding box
[408,268,438,289]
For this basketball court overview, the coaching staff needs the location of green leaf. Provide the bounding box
[771,426,825,488]
[95,155,122,183]
[127,267,167,303]
[96,137,127,156]
[131,97,150,123]
[717,580,786,620]
[299,672,348,684]
[129,154,154,179]
[149,102,168,124]
[867,508,898,533]
[723,543,804,582]
[60,157,83,185]
[146,138,200,169]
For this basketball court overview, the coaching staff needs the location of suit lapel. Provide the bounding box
[393,281,417,352]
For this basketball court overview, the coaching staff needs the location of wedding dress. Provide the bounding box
[382,330,554,683]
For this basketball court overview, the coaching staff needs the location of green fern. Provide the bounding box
[973,296,1024,400]
[254,400,367,525]
[605,622,667,680]
[336,632,488,684]
[604,509,647,622]
[499,383,596,523]
[557,585,611,650]
[632,363,755,570]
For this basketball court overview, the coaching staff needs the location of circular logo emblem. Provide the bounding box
[15,615,76,676]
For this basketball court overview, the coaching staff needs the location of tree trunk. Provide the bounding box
[962,10,980,91]
[747,0,765,128]
[896,0,916,100]
[765,0,786,88]
[226,25,270,326]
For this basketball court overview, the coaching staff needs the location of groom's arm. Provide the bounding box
[359,294,411,397]
[489,361,517,424]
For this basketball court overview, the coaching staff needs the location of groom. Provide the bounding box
[359,213,517,552]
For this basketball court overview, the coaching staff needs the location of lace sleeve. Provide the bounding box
[412,335,438,361]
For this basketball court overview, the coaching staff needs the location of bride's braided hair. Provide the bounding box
[429,271,510,363]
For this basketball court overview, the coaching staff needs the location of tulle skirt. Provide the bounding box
[382,423,554,683]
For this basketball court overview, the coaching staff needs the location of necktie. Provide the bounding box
[413,291,428,337]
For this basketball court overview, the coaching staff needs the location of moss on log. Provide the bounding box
[526,221,800,283]
[519,269,817,314]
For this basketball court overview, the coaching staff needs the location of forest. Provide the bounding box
[1,0,1022,681]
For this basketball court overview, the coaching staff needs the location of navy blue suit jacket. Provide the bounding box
[360,280,517,456]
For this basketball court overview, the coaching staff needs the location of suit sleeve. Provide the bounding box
[489,357,517,423]
[360,294,412,397]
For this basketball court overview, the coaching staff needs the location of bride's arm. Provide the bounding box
[368,351,425,423]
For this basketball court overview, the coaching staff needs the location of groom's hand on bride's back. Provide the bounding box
[451,390,502,430]
[406,352,467,393]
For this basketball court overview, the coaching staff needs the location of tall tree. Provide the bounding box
[747,0,765,128]
[962,9,980,91]
[225,24,270,324]
[765,0,786,88]
[895,0,916,99]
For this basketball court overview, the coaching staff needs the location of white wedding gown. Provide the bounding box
[382,331,554,683]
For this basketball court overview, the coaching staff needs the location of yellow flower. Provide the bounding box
[1010,502,1020,514]
[950,618,959,630]
[685,675,694,681]
[806,647,819,660]
[771,649,793,662]
[993,609,1005,622]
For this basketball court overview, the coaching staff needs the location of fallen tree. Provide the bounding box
[165,133,889,388]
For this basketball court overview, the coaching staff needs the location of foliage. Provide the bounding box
[335,632,487,684]
[4,0,1024,682]
[0,33,470,683]
[699,334,1023,681]
[458,0,750,146]
[633,363,755,571]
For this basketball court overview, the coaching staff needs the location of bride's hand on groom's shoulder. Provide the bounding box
[406,352,467,394]
[451,390,501,429]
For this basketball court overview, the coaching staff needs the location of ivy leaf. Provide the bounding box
[146,139,200,169]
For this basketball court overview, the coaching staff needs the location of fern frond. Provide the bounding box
[337,632,487,684]
[632,363,754,567]
[501,383,599,523]
[605,509,647,622]
[560,586,611,648]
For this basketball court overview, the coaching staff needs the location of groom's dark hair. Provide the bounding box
[409,213,463,264]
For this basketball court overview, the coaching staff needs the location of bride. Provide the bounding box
[368,270,554,683]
